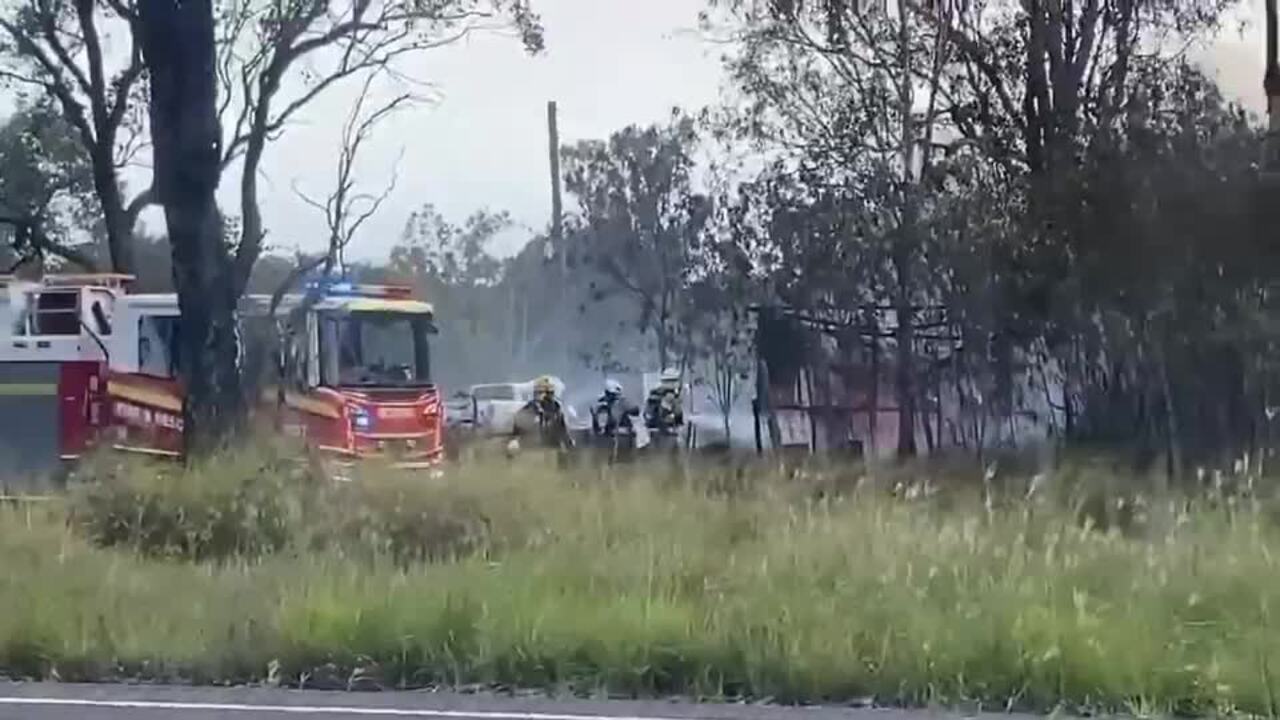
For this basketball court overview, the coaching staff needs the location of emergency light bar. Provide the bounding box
[304,278,414,300]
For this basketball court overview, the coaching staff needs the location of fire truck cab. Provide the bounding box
[257,281,444,469]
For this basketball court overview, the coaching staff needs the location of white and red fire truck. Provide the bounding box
[0,273,124,473]
[0,274,444,475]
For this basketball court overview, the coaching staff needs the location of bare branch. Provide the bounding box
[230,0,541,293]
[0,67,45,87]
[216,0,259,156]
[123,184,155,228]
[35,0,94,100]
[290,71,414,277]
[105,18,146,133]
[345,149,401,240]
[264,28,459,140]
[290,178,330,216]
[74,0,109,127]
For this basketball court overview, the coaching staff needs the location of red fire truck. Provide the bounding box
[0,274,444,474]
[251,281,444,470]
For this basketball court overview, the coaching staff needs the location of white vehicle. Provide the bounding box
[444,392,476,430]
[462,376,585,436]
[468,382,531,435]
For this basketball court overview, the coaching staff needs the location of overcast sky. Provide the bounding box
[159,0,723,263]
[126,0,1272,262]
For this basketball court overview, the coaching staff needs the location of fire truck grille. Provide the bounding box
[361,437,432,459]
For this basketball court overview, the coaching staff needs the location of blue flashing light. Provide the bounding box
[303,276,411,300]
[303,276,354,293]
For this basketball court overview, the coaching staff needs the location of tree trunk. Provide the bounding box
[168,205,245,457]
[1157,340,1181,484]
[656,299,670,372]
[140,0,245,458]
[1265,0,1280,175]
[935,344,944,449]
[922,393,935,453]
[91,145,136,274]
[895,283,917,458]
[756,356,782,450]
[721,366,733,443]
[236,129,268,297]
[869,336,879,457]
[894,0,918,460]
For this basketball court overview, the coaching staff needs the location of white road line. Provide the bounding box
[0,697,673,719]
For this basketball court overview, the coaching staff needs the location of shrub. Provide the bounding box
[307,473,511,564]
[66,445,536,563]
[68,444,313,561]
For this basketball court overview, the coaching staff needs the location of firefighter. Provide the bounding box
[513,375,573,451]
[644,368,684,435]
[592,378,641,462]
[592,379,636,437]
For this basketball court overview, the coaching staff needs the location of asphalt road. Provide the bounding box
[0,684,989,720]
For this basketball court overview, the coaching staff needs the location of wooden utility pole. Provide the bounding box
[547,100,572,374]
[547,101,565,273]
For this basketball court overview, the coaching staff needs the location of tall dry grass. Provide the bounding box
[1,447,1278,715]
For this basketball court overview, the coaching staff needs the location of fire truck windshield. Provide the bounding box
[319,311,431,388]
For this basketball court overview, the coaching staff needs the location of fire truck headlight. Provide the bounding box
[349,406,371,431]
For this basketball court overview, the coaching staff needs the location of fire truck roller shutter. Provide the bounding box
[0,361,61,480]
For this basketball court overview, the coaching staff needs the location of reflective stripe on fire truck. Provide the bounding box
[111,444,181,458]
[0,383,57,396]
[353,431,433,440]
[284,393,342,419]
[107,380,182,413]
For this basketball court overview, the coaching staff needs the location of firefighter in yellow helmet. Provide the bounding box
[512,375,573,452]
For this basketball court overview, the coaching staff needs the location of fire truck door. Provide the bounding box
[0,362,61,478]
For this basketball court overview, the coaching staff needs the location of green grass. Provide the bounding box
[2,448,1280,716]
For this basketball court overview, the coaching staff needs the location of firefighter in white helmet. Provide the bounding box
[593,378,639,438]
